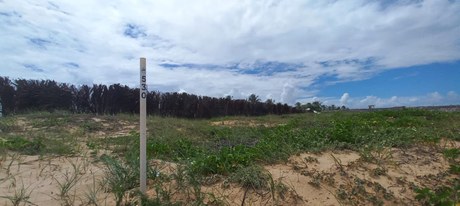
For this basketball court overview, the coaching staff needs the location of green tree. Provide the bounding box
[248,94,260,104]
[265,99,274,104]
[312,101,322,111]
[295,102,302,110]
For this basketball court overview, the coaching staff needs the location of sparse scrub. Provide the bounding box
[2,153,24,181]
[81,121,103,133]
[359,144,393,165]
[83,175,105,206]
[0,133,77,156]
[190,145,255,175]
[415,184,460,206]
[0,117,19,133]
[53,161,84,206]
[0,136,43,155]
[229,165,271,190]
[443,148,460,161]
[0,109,459,205]
[0,181,34,206]
[450,164,460,175]
[100,155,139,206]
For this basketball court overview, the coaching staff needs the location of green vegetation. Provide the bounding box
[1,108,459,205]
[229,165,271,190]
[101,154,140,206]
[138,109,458,176]
[0,111,84,156]
[415,185,460,206]
[415,144,460,205]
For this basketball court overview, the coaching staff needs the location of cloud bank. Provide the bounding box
[316,91,460,109]
[1,0,459,106]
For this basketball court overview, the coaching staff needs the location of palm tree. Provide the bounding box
[295,102,302,110]
[248,94,260,104]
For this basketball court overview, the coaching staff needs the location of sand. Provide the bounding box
[1,139,458,205]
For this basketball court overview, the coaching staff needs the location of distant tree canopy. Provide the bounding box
[0,76,301,118]
[295,101,348,112]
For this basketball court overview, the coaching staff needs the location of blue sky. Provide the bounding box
[0,0,459,108]
[319,61,460,98]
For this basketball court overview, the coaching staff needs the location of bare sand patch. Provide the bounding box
[264,146,456,205]
[210,120,278,128]
[0,155,113,206]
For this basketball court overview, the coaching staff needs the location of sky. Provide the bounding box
[1,0,459,108]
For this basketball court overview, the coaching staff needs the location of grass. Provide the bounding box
[415,184,460,206]
[0,181,34,206]
[53,160,84,206]
[100,154,139,206]
[83,175,106,206]
[229,165,271,190]
[147,109,455,177]
[1,109,460,205]
[0,112,82,156]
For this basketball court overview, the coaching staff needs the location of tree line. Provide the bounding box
[295,101,349,112]
[0,76,301,118]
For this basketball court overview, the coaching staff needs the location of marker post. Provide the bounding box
[139,58,147,193]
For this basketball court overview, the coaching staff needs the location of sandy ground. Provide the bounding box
[1,139,458,205]
[263,141,458,205]
[0,155,113,206]
[210,120,281,128]
[146,139,458,205]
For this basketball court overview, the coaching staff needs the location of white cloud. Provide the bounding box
[316,91,460,109]
[340,93,350,105]
[0,0,459,104]
[280,83,296,104]
[427,92,443,103]
[447,91,459,98]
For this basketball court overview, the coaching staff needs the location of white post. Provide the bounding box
[139,57,147,193]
